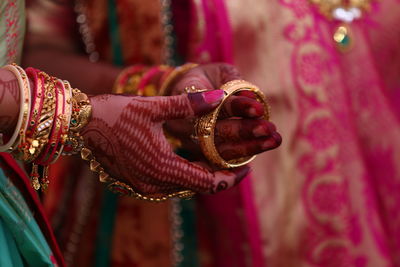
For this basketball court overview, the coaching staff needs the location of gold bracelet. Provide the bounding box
[80,147,195,202]
[32,72,58,160]
[194,80,270,169]
[158,63,199,96]
[25,70,45,162]
[69,88,92,133]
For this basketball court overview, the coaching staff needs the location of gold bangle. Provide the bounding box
[69,88,92,133]
[158,63,199,96]
[31,72,58,161]
[194,80,270,169]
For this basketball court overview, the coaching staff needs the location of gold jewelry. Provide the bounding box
[79,147,195,202]
[184,85,208,94]
[194,80,270,169]
[308,0,373,19]
[308,0,376,52]
[113,67,145,94]
[30,72,58,190]
[50,80,73,164]
[158,63,199,96]
[69,88,92,132]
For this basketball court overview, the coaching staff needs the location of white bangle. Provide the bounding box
[0,64,31,153]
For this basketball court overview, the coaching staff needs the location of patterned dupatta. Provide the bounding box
[224,0,400,266]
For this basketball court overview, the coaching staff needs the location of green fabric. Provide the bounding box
[0,168,54,266]
[94,190,118,267]
[93,0,124,265]
[178,199,199,267]
[107,0,124,66]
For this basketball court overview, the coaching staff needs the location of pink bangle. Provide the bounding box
[137,65,171,96]
[113,65,146,94]
[50,79,72,164]
[38,79,65,165]
[25,68,45,162]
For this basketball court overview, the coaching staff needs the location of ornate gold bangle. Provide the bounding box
[69,88,92,133]
[194,80,270,169]
[31,72,58,161]
[158,63,199,96]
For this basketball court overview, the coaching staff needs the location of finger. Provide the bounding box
[172,66,215,94]
[236,91,257,99]
[156,150,251,193]
[152,90,224,121]
[219,95,264,119]
[215,119,276,143]
[216,63,242,84]
[211,165,251,193]
[217,133,282,161]
[163,119,192,137]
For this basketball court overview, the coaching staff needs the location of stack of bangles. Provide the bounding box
[0,64,91,191]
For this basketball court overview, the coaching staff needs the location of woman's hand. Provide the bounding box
[164,63,282,161]
[82,91,251,195]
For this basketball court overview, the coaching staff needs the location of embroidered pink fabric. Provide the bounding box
[219,0,400,266]
[190,1,265,266]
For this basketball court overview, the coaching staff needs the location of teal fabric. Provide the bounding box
[0,168,54,267]
[93,0,123,265]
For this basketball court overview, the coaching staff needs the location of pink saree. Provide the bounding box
[219,0,400,266]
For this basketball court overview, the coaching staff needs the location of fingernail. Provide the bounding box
[247,107,258,117]
[267,122,277,132]
[246,105,263,117]
[272,132,282,146]
[253,125,268,137]
[203,90,224,104]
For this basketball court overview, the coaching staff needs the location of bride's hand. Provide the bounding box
[164,63,282,161]
[82,91,251,194]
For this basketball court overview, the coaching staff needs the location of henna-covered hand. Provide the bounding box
[164,63,282,161]
[82,91,251,195]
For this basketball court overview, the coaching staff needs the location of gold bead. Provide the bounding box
[99,172,111,183]
[89,159,101,172]
[81,148,92,161]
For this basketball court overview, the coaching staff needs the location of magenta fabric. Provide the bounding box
[223,0,400,266]
[193,0,265,266]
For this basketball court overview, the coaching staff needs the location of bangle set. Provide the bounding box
[1,64,92,191]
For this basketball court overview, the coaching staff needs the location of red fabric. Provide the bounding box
[0,153,65,267]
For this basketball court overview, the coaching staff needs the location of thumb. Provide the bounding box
[152,90,225,121]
